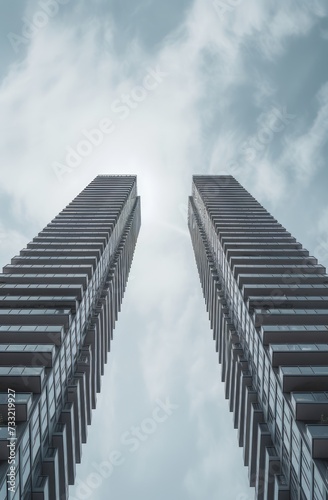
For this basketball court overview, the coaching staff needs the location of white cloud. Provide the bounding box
[0,223,30,269]
[281,81,328,183]
[1,1,327,499]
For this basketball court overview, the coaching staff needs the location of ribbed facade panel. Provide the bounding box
[189,175,328,500]
[0,175,141,499]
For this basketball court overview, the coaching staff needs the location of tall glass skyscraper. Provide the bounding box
[0,175,140,499]
[189,175,328,500]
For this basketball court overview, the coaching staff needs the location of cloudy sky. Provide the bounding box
[1,1,328,499]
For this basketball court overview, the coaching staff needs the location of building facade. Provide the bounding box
[188,175,328,500]
[0,175,141,499]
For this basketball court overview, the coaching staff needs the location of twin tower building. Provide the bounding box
[0,174,327,500]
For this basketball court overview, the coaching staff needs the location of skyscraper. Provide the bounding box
[188,175,328,500]
[0,175,141,499]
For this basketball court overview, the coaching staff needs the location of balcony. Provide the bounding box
[260,325,328,346]
[269,344,328,367]
[279,366,328,392]
[0,392,32,422]
[238,273,328,288]
[242,283,328,299]
[3,264,94,279]
[0,273,89,289]
[290,392,328,421]
[254,308,328,328]
[0,325,65,346]
[306,425,328,458]
[0,366,45,393]
[0,308,71,329]
[0,344,56,367]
